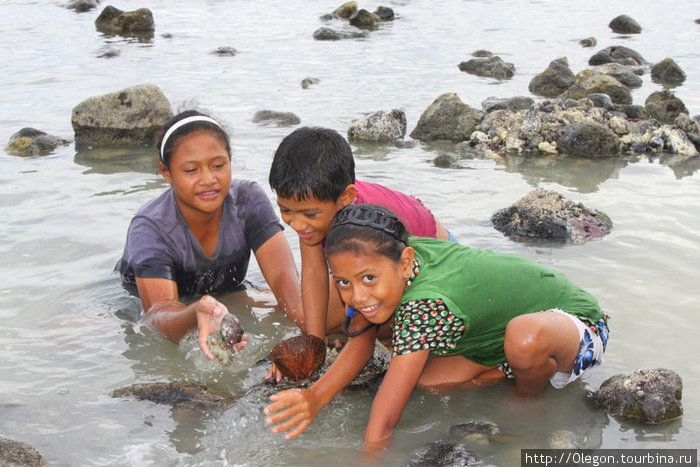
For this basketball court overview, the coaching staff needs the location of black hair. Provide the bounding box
[268,127,355,202]
[325,205,408,263]
[157,110,231,168]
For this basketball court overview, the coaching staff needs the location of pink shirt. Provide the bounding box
[354,180,437,238]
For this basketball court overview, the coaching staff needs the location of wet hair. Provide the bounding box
[268,127,355,202]
[325,204,408,263]
[157,110,231,167]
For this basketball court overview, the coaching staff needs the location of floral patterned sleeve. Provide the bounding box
[392,298,466,357]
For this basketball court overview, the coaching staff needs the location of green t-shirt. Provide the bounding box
[393,237,602,365]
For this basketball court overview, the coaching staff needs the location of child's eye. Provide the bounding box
[184,168,197,173]
[362,275,375,283]
[305,213,318,219]
[213,163,225,169]
[336,279,350,288]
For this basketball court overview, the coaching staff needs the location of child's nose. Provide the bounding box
[289,215,306,231]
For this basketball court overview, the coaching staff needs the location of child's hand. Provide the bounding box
[264,362,284,383]
[264,388,320,439]
[196,295,246,359]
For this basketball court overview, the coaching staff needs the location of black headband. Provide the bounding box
[331,204,408,244]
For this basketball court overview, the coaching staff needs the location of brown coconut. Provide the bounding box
[271,335,326,381]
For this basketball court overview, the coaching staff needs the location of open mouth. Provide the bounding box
[357,303,380,318]
[198,190,219,200]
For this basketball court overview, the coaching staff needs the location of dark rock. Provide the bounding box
[71,84,173,149]
[482,96,534,113]
[556,122,620,157]
[373,6,394,21]
[675,113,700,150]
[0,437,42,466]
[645,90,689,124]
[65,0,99,12]
[252,110,301,127]
[312,27,368,41]
[565,70,632,105]
[587,93,615,110]
[212,46,237,56]
[588,46,647,66]
[333,1,357,19]
[528,58,575,97]
[408,440,479,467]
[347,109,407,143]
[579,37,597,47]
[5,128,69,157]
[588,368,683,424]
[491,188,613,242]
[410,93,484,142]
[97,46,120,58]
[95,6,155,37]
[651,58,687,86]
[111,381,235,408]
[301,77,320,89]
[616,104,647,120]
[349,9,381,30]
[609,14,642,34]
[472,49,492,57]
[458,55,515,80]
[433,154,459,168]
[449,420,500,442]
[598,63,643,88]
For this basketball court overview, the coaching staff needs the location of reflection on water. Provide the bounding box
[74,146,159,175]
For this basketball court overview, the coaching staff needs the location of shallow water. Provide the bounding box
[1,1,699,465]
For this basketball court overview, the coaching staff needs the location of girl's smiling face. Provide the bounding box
[329,245,414,325]
[160,129,231,220]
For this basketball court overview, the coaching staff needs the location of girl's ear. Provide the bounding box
[399,247,415,279]
[338,184,357,208]
[159,161,172,184]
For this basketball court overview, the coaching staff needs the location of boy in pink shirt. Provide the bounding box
[268,127,451,351]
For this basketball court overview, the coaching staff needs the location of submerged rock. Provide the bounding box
[212,46,237,56]
[312,26,369,40]
[0,437,43,466]
[410,93,484,142]
[458,55,515,80]
[373,6,395,21]
[301,77,320,89]
[587,368,683,424]
[111,381,236,408]
[252,110,301,127]
[5,127,69,157]
[482,96,534,113]
[65,0,99,12]
[71,84,172,149]
[608,14,642,34]
[408,440,479,467]
[491,188,613,243]
[579,37,597,47]
[449,420,500,443]
[347,109,407,143]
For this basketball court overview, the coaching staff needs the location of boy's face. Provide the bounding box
[276,186,355,247]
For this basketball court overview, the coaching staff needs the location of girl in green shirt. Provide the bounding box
[265,204,609,454]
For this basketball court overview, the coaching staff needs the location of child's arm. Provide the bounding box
[136,278,247,359]
[299,242,330,338]
[264,326,378,437]
[363,349,430,453]
[254,230,303,327]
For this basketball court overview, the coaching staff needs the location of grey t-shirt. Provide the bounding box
[116,179,283,297]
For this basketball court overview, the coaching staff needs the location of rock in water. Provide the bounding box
[111,381,235,408]
[271,335,327,381]
[0,437,43,466]
[491,188,612,243]
[587,368,683,424]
